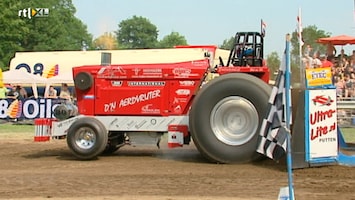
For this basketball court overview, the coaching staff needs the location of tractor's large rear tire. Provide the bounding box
[189,73,271,164]
[67,117,108,160]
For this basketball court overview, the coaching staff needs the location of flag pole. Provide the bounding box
[298,7,305,88]
[285,34,295,200]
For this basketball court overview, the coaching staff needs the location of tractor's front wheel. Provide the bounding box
[67,117,108,160]
[189,73,271,164]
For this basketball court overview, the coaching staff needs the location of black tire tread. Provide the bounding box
[67,117,108,160]
[189,73,271,164]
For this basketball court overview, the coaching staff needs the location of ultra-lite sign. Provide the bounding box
[305,89,338,160]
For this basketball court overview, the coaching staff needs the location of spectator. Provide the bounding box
[7,85,23,100]
[311,51,322,68]
[320,54,333,68]
[59,83,72,102]
[351,50,355,62]
[15,86,24,100]
[344,74,354,98]
[0,82,7,98]
[302,56,313,69]
[304,45,312,57]
[337,48,348,65]
[351,73,355,97]
[326,44,336,60]
[331,67,336,84]
[335,75,345,99]
[303,45,313,69]
[45,85,58,98]
[18,85,27,98]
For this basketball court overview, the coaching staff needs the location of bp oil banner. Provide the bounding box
[0,98,65,120]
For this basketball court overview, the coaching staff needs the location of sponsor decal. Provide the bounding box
[179,80,195,86]
[173,68,191,76]
[173,97,188,104]
[141,104,160,114]
[192,60,209,66]
[312,95,334,106]
[143,69,162,74]
[307,89,337,159]
[128,81,165,86]
[104,101,117,112]
[15,63,58,78]
[133,68,140,75]
[97,67,106,74]
[175,89,190,96]
[305,67,332,87]
[97,66,127,78]
[119,90,161,108]
[112,66,127,74]
[111,81,123,86]
[6,99,22,118]
[174,105,182,112]
[132,68,162,78]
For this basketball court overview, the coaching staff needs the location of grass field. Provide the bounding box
[339,128,355,143]
[0,124,35,133]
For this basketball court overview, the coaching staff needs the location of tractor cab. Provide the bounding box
[217,31,269,83]
[224,32,264,67]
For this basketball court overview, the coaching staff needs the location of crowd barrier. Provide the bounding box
[337,98,355,127]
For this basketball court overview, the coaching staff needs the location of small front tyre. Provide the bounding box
[67,117,108,160]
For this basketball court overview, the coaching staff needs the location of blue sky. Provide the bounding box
[72,0,355,56]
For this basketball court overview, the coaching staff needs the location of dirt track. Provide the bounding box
[0,132,354,200]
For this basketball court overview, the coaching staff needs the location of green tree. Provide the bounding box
[0,1,29,70]
[158,31,188,48]
[20,0,92,51]
[93,32,118,50]
[291,25,330,58]
[0,0,92,70]
[266,51,280,80]
[290,25,330,86]
[116,15,158,49]
[219,36,234,50]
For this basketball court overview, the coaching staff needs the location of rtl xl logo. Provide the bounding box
[18,8,49,19]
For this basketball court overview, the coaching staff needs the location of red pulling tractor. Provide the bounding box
[41,32,271,163]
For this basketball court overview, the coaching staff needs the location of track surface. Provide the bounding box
[0,133,354,200]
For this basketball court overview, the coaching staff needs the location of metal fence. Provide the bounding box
[337,98,355,127]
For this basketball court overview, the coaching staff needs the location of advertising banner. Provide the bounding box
[305,89,338,160]
[0,98,65,120]
[305,67,332,88]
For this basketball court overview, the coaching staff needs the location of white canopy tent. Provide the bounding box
[2,70,48,98]
[2,70,48,84]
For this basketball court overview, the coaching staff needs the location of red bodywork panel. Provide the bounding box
[73,45,270,117]
[217,66,270,83]
[73,59,209,116]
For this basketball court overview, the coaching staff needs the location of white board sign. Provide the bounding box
[306,89,338,159]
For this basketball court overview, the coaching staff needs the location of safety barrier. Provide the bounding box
[34,118,55,142]
[337,98,355,127]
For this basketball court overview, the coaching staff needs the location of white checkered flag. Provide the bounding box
[257,52,291,161]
